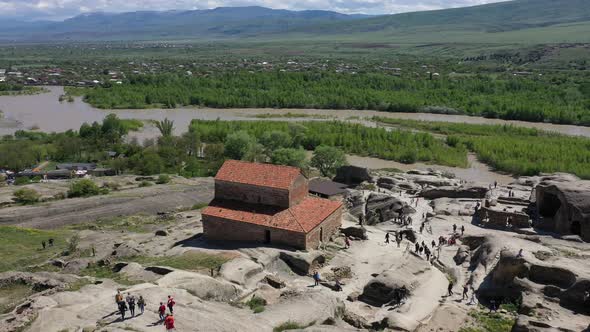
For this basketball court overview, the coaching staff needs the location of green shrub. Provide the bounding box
[156,174,170,184]
[246,296,267,313]
[68,179,104,198]
[139,180,153,187]
[14,177,31,186]
[13,188,41,204]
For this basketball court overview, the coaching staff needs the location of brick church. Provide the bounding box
[202,160,343,249]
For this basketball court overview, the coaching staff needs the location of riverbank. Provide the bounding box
[2,86,590,138]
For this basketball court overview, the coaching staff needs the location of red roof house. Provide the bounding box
[202,160,343,249]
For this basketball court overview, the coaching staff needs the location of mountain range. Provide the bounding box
[1,0,590,43]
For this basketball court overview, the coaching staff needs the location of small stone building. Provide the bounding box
[202,160,343,249]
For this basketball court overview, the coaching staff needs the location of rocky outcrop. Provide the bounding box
[535,179,590,242]
[421,185,488,200]
[340,226,367,240]
[344,190,365,218]
[157,270,241,302]
[364,193,403,225]
[219,257,263,286]
[377,176,421,193]
[334,166,372,185]
[279,251,326,276]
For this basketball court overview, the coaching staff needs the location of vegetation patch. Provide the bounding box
[0,226,69,273]
[191,119,468,168]
[459,309,516,332]
[0,282,35,314]
[374,117,590,178]
[273,321,314,332]
[245,296,267,313]
[67,215,172,233]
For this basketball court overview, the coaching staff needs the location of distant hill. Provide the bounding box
[0,6,369,41]
[2,0,590,43]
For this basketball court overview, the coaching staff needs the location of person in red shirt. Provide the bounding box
[167,295,175,314]
[164,313,175,331]
[158,302,166,322]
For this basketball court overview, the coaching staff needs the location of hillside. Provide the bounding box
[0,6,368,41]
[1,0,590,43]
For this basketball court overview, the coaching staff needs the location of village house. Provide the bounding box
[202,160,343,249]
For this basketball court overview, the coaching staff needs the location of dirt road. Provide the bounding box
[0,178,214,229]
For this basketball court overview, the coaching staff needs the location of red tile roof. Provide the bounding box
[203,197,342,233]
[215,160,302,190]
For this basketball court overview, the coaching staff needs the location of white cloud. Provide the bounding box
[0,0,509,20]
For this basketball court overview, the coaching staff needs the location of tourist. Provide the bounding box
[158,302,166,321]
[138,295,145,315]
[164,313,175,331]
[358,214,364,226]
[494,181,497,188]
[431,240,436,249]
[344,236,351,249]
[126,293,136,317]
[425,248,431,262]
[419,245,424,255]
[461,225,465,236]
[415,242,420,253]
[167,295,175,314]
[118,300,128,320]
[48,238,54,247]
[42,241,46,249]
[462,284,469,300]
[448,281,454,296]
[385,232,390,244]
[452,224,457,233]
[115,290,124,306]
[489,299,498,312]
[419,223,424,234]
[335,279,342,292]
[313,271,321,286]
[468,285,477,305]
[408,216,413,225]
[396,234,402,248]
[91,245,96,257]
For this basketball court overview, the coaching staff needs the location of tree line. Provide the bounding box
[374,117,590,179]
[80,71,590,126]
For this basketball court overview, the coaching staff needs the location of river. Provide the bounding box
[1,86,587,184]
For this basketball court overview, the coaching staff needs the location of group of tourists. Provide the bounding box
[114,291,176,331]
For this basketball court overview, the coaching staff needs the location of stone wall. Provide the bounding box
[202,215,307,249]
[305,206,343,249]
[215,180,289,208]
[478,207,530,229]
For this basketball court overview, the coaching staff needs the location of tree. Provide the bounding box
[260,130,292,153]
[311,145,347,177]
[271,148,307,169]
[204,143,225,174]
[155,118,175,137]
[68,179,103,198]
[13,188,41,204]
[224,131,255,160]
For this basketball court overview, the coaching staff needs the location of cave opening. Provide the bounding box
[539,193,561,218]
[571,220,581,236]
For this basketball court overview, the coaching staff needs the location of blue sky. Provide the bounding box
[0,0,508,20]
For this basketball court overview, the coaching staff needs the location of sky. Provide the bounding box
[0,0,509,21]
